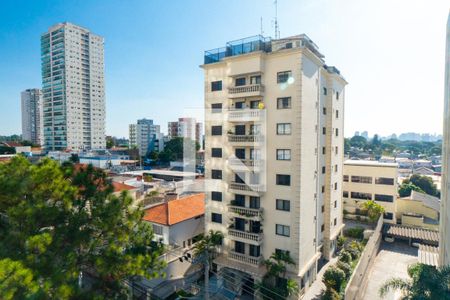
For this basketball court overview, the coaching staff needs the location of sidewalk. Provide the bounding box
[302,256,339,300]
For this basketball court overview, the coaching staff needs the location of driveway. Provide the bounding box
[362,241,418,300]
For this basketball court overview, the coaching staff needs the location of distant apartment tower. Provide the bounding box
[168,117,203,146]
[129,119,161,156]
[202,35,346,294]
[440,11,450,267]
[21,89,43,145]
[41,22,106,151]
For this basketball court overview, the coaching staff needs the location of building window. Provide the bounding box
[323,87,327,95]
[351,176,372,184]
[249,244,261,257]
[335,165,338,172]
[322,127,326,135]
[374,194,394,202]
[250,75,261,85]
[277,97,291,109]
[334,182,338,190]
[343,175,349,182]
[211,80,222,91]
[321,224,325,232]
[335,147,338,155]
[335,128,339,137]
[322,147,326,154]
[276,199,290,211]
[334,201,337,208]
[322,185,325,193]
[321,205,325,212]
[235,77,246,86]
[212,169,222,179]
[276,224,290,237]
[211,213,222,223]
[334,218,337,226]
[152,224,163,235]
[322,166,326,174]
[351,192,372,200]
[323,107,327,115]
[211,103,222,113]
[234,241,245,254]
[336,110,339,118]
[375,177,395,185]
[275,248,290,257]
[250,196,260,209]
[336,91,340,100]
[383,212,393,220]
[276,174,291,186]
[211,148,222,158]
[343,191,349,198]
[277,123,291,135]
[211,125,222,136]
[277,71,292,83]
[277,149,291,160]
[250,100,260,109]
[211,191,222,202]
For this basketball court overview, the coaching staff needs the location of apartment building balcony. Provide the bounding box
[228,182,265,194]
[228,204,263,219]
[228,228,263,245]
[228,84,264,98]
[228,134,263,143]
[228,250,263,266]
[228,109,264,122]
[228,157,264,170]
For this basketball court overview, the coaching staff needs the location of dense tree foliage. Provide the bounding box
[152,137,199,162]
[361,200,385,223]
[379,263,450,299]
[0,157,165,299]
[399,174,439,197]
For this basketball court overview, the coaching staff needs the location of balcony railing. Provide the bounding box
[228,250,263,266]
[229,205,263,218]
[228,84,264,95]
[228,157,263,167]
[229,182,265,192]
[228,109,263,122]
[228,229,263,243]
[228,135,263,143]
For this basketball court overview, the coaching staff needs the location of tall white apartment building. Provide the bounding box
[129,119,161,157]
[440,11,450,267]
[21,88,43,145]
[202,35,346,296]
[168,117,203,147]
[41,22,106,151]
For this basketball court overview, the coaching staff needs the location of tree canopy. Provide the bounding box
[399,174,439,197]
[0,157,165,299]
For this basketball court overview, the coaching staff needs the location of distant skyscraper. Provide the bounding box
[21,89,43,145]
[361,131,369,140]
[167,117,203,146]
[129,119,161,156]
[440,11,450,267]
[41,22,106,150]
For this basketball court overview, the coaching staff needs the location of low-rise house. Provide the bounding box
[343,160,398,223]
[396,191,440,230]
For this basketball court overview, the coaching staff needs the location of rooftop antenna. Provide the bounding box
[274,0,280,39]
[260,17,264,36]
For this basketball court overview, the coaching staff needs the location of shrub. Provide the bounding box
[337,236,347,249]
[349,240,364,252]
[323,266,346,292]
[344,227,364,239]
[322,287,340,300]
[345,247,360,260]
[336,261,352,279]
[338,251,352,264]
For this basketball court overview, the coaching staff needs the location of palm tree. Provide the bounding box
[379,263,450,299]
[193,230,223,300]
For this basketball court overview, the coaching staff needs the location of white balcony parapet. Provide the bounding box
[229,182,265,192]
[228,205,263,218]
[228,228,263,243]
[228,109,263,122]
[228,135,263,143]
[228,250,263,266]
[228,84,264,95]
[228,157,263,167]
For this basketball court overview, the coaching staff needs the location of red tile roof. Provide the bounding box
[112,181,136,192]
[143,193,205,226]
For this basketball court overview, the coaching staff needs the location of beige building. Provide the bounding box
[202,34,346,296]
[343,160,398,223]
[396,191,440,230]
[440,11,450,267]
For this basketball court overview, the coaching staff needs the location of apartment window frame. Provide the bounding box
[211,80,222,91]
[277,123,292,135]
[211,191,222,202]
[277,71,292,84]
[276,199,291,212]
[351,192,372,200]
[276,174,291,186]
[277,97,291,109]
[211,103,222,113]
[276,149,291,161]
[211,169,222,180]
[276,224,290,237]
[211,148,222,158]
[152,224,163,235]
[211,125,222,136]
[343,191,349,198]
[351,176,372,184]
[211,213,222,223]
[235,77,246,86]
[374,194,394,202]
[375,177,395,185]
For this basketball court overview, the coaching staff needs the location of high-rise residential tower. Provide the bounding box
[167,117,203,147]
[202,34,346,295]
[129,119,161,157]
[440,11,450,267]
[21,88,43,145]
[41,22,106,151]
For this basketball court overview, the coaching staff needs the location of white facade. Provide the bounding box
[168,117,203,146]
[440,11,450,267]
[41,22,106,151]
[202,34,346,294]
[21,88,43,145]
[130,118,161,157]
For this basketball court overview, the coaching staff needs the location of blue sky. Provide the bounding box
[0,0,448,138]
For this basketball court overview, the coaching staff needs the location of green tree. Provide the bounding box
[323,266,346,292]
[193,230,223,300]
[106,137,114,149]
[360,200,385,223]
[408,174,439,197]
[349,136,368,149]
[379,263,450,299]
[398,182,425,197]
[157,137,198,162]
[0,157,166,299]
